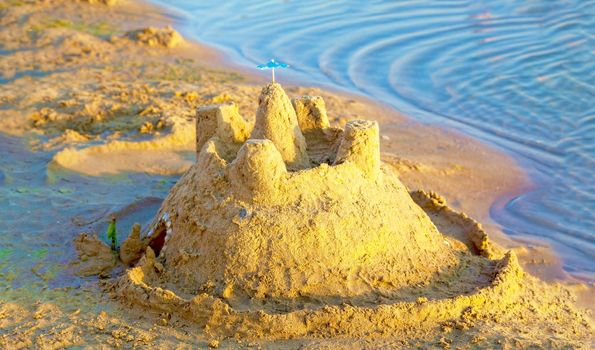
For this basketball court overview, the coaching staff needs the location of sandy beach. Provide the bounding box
[0,0,592,348]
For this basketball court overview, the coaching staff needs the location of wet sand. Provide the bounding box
[0,0,592,348]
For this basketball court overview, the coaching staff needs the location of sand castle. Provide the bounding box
[134,82,460,300]
[112,83,588,342]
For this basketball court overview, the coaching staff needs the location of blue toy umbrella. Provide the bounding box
[257,59,289,83]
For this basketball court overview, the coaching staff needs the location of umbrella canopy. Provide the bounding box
[257,58,289,70]
[257,59,289,82]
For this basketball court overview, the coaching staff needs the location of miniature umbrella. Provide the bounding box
[257,59,289,83]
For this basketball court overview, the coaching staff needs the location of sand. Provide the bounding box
[104,82,589,347]
[0,0,592,348]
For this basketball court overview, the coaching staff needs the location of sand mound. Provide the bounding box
[52,115,195,175]
[72,233,117,277]
[126,26,183,48]
[119,223,148,266]
[106,84,589,344]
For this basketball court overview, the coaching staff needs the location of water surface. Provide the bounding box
[152,0,595,280]
[0,134,175,301]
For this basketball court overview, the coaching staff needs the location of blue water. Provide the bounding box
[152,0,594,280]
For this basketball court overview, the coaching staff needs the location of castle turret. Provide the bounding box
[196,103,249,159]
[250,83,310,169]
[292,95,330,132]
[334,120,380,178]
[227,139,287,203]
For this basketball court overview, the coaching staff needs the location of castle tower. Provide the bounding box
[250,83,310,169]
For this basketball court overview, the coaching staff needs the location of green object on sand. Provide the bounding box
[107,216,117,251]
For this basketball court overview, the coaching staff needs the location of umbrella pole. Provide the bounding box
[272,68,275,83]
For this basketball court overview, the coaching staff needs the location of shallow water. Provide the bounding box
[153,0,594,280]
[0,134,175,299]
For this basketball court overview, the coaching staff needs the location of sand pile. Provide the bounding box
[108,83,590,344]
[127,26,183,48]
[72,233,117,277]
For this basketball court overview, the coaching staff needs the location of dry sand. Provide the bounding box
[0,0,592,348]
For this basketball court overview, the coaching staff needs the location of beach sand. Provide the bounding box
[0,0,591,348]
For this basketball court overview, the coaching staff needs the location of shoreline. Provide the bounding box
[142,0,590,286]
[0,0,591,347]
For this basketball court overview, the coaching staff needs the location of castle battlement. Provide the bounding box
[195,83,381,182]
